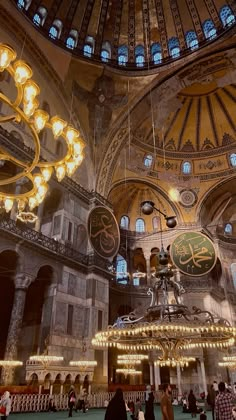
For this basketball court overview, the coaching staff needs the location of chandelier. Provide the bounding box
[116,368,142,376]
[29,355,64,368]
[69,360,97,368]
[154,356,196,368]
[218,356,236,369]
[92,246,236,363]
[0,43,85,221]
[0,360,23,367]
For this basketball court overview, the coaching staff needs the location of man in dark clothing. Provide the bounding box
[207,385,216,420]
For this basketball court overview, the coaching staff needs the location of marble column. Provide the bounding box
[149,363,154,386]
[176,365,182,397]
[144,252,151,285]
[200,359,207,396]
[1,273,32,385]
[154,364,161,391]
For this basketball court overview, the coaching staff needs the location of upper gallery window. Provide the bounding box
[225,223,233,234]
[144,154,153,168]
[101,50,110,62]
[151,43,162,64]
[49,26,58,40]
[220,5,235,27]
[136,218,145,233]
[168,38,180,58]
[66,30,78,50]
[135,45,145,67]
[83,44,92,58]
[182,161,192,174]
[186,31,199,50]
[203,19,217,40]
[118,45,128,66]
[230,153,236,167]
[33,7,47,26]
[120,216,129,230]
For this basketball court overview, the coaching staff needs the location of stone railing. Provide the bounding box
[10,390,176,412]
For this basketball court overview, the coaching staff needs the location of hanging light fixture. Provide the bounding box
[29,355,64,368]
[69,360,97,368]
[0,360,23,367]
[0,43,85,222]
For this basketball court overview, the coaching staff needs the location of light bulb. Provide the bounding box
[24,99,39,117]
[51,116,67,138]
[23,80,40,102]
[73,141,84,156]
[33,174,43,187]
[0,44,16,71]
[37,183,48,198]
[66,160,77,176]
[41,167,52,182]
[65,126,80,144]
[13,60,32,84]
[33,109,49,132]
[4,198,14,212]
[55,165,66,182]
[29,196,38,210]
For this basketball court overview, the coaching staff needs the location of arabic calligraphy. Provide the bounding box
[170,232,217,276]
[88,206,120,259]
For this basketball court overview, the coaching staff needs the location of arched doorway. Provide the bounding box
[74,374,81,393]
[53,373,62,394]
[64,374,72,393]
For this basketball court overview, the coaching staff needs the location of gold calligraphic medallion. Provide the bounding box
[88,206,120,259]
[170,232,217,276]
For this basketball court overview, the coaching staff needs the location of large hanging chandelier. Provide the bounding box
[218,356,236,369]
[29,355,64,368]
[0,43,85,222]
[92,247,236,363]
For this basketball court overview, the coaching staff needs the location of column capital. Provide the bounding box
[14,273,33,289]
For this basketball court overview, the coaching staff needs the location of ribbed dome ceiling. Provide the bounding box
[15,0,236,69]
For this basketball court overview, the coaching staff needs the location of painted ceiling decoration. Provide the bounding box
[14,0,236,69]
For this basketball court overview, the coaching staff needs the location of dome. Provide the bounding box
[15,0,236,69]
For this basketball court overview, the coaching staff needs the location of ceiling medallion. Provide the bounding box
[92,246,235,364]
[179,189,198,208]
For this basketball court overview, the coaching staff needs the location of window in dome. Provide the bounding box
[101,49,109,62]
[182,161,192,174]
[186,31,199,50]
[231,263,236,289]
[84,44,92,58]
[17,0,25,9]
[66,37,76,50]
[118,45,128,66]
[136,218,145,233]
[116,255,128,284]
[230,153,236,167]
[168,38,180,58]
[120,216,129,230]
[151,43,162,64]
[49,26,58,39]
[33,13,41,26]
[220,6,235,27]
[135,45,145,67]
[225,223,233,234]
[144,154,153,168]
[203,19,217,40]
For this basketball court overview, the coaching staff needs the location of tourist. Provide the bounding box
[0,391,11,420]
[207,385,216,420]
[145,391,155,420]
[188,389,197,418]
[104,388,127,420]
[199,409,207,420]
[160,384,174,420]
[215,381,233,420]
[68,386,76,418]
[138,408,145,420]
[77,388,87,413]
[134,398,142,420]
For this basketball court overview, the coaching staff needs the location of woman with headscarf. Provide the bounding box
[0,391,11,420]
[188,389,197,418]
[145,391,155,420]
[104,388,127,420]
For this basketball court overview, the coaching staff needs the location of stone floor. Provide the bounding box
[12,406,212,419]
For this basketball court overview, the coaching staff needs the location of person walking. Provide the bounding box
[145,391,155,420]
[104,388,127,420]
[188,389,197,418]
[215,381,234,420]
[0,391,11,420]
[160,384,174,420]
[68,386,76,418]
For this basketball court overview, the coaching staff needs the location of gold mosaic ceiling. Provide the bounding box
[15,0,236,68]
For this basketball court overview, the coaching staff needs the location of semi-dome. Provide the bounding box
[14,0,236,69]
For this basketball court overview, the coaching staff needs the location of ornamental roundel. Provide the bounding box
[170,232,217,276]
[179,189,197,208]
[88,206,120,259]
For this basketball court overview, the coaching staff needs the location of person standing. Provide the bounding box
[160,384,174,420]
[145,391,155,420]
[68,386,76,418]
[215,381,234,420]
[0,391,11,420]
[104,388,127,420]
[188,390,197,418]
[207,385,216,420]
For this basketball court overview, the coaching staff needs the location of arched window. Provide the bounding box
[136,218,145,232]
[182,161,192,174]
[101,50,109,62]
[225,223,233,234]
[17,0,25,9]
[186,31,199,50]
[120,216,129,230]
[66,37,76,50]
[135,45,145,67]
[152,216,160,230]
[168,38,180,58]
[118,45,128,66]
[144,154,153,168]
[116,255,128,282]
[33,6,47,26]
[151,43,162,64]
[203,19,217,40]
[230,153,236,167]
[220,6,235,27]
[231,263,236,289]
[49,26,58,39]
[84,44,92,57]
